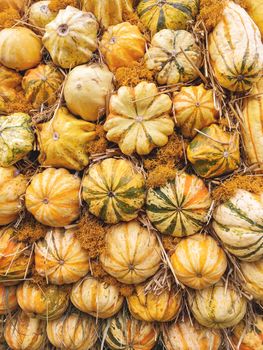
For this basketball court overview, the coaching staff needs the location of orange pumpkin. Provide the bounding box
[0,0,27,13]
[232,317,263,350]
[0,285,17,314]
[0,65,21,89]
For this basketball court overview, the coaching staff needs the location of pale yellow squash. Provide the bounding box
[28,1,57,29]
[240,259,263,301]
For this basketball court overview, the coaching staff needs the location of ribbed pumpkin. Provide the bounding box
[28,1,57,29]
[64,63,114,122]
[162,317,222,350]
[25,168,80,227]
[100,220,161,284]
[35,228,90,285]
[232,317,263,350]
[171,234,227,289]
[173,84,218,138]
[37,107,96,170]
[145,29,202,85]
[146,172,211,237]
[70,276,124,318]
[104,81,174,155]
[245,0,263,38]
[0,27,42,71]
[188,281,247,328]
[22,64,63,108]
[240,259,263,301]
[99,22,146,72]
[137,0,199,36]
[212,189,263,261]
[16,281,70,320]
[82,158,146,224]
[187,124,240,178]
[47,312,98,350]
[0,113,34,167]
[0,285,17,314]
[208,1,263,92]
[43,6,98,69]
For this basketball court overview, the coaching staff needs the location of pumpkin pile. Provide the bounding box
[0,0,263,349]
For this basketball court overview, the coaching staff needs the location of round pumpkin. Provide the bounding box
[244,0,263,38]
[99,22,146,72]
[70,276,124,318]
[25,168,80,227]
[0,0,27,12]
[37,107,96,170]
[43,6,98,69]
[100,220,161,284]
[240,259,263,300]
[64,63,114,122]
[145,29,202,85]
[82,158,146,224]
[232,317,263,350]
[35,228,90,285]
[0,285,17,314]
[104,81,174,155]
[28,1,57,29]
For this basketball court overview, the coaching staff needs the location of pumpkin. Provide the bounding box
[0,166,27,226]
[232,317,263,350]
[70,276,124,318]
[188,281,247,328]
[240,259,263,301]
[212,189,263,262]
[145,29,202,85]
[100,220,161,284]
[82,158,146,224]
[22,64,63,108]
[146,172,211,237]
[47,312,98,350]
[43,6,98,69]
[99,22,146,72]
[16,281,70,320]
[25,168,80,227]
[187,124,240,178]
[244,0,263,38]
[0,27,42,71]
[35,228,90,285]
[0,0,27,12]
[171,234,227,289]
[162,317,222,350]
[0,113,34,167]
[0,66,21,89]
[208,2,263,92]
[4,311,46,350]
[104,81,174,155]
[64,63,114,122]
[37,107,96,170]
[0,285,17,314]
[28,1,57,29]
[137,0,199,36]
[173,84,218,138]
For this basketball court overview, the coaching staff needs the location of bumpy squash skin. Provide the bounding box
[28,1,57,29]
[240,259,263,301]
[232,317,263,350]
[0,285,17,314]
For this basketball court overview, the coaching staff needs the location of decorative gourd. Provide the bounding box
[0,27,42,71]
[47,312,98,350]
[104,81,174,155]
[208,2,263,91]
[0,167,27,226]
[240,259,263,300]
[162,317,222,350]
[100,220,161,284]
[28,1,57,29]
[0,113,34,167]
[145,29,202,85]
[0,66,21,89]
[64,63,114,122]
[188,281,247,328]
[146,172,211,237]
[22,64,63,108]
[35,228,90,285]
[0,285,17,314]
[16,281,70,320]
[173,84,218,138]
[187,124,240,178]
[212,189,263,262]
[137,0,199,35]
[244,0,263,38]
[25,168,80,227]
[99,22,146,71]
[232,317,263,350]
[43,6,98,69]
[70,276,124,318]
[82,158,146,224]
[37,107,96,170]
[171,234,227,289]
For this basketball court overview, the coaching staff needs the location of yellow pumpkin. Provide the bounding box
[99,22,146,72]
[43,6,98,69]
[0,0,27,12]
[171,234,227,289]
[35,228,90,285]
[0,285,17,314]
[28,1,57,29]
[64,63,114,122]
[37,107,96,170]
[232,317,263,350]
[244,0,263,38]
[0,66,21,89]
[25,168,80,227]
[70,276,124,318]
[240,259,263,301]
[104,81,174,155]
[100,220,161,284]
